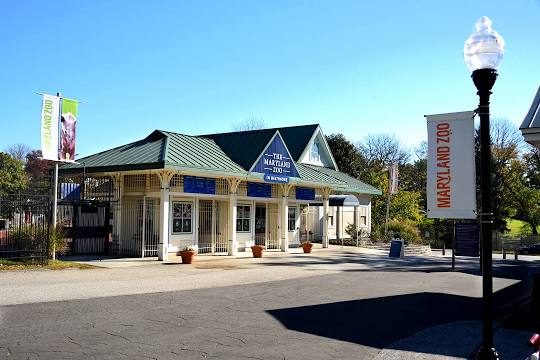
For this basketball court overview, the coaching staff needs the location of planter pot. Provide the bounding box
[302,242,313,253]
[251,245,265,258]
[179,250,196,264]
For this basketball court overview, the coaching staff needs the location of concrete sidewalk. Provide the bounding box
[375,321,532,359]
[61,244,388,268]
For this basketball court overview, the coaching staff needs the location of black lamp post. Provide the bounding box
[464,16,505,360]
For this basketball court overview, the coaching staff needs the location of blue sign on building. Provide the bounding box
[252,132,299,184]
[296,187,315,201]
[184,176,216,195]
[247,182,272,198]
[60,183,81,200]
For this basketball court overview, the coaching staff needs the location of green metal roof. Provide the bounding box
[160,131,246,174]
[202,124,319,165]
[59,131,166,174]
[58,125,381,196]
[299,164,382,195]
[59,130,246,175]
[201,129,276,170]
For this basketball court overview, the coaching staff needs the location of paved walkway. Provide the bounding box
[1,246,538,359]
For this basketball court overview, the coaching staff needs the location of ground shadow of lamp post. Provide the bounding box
[464,16,505,360]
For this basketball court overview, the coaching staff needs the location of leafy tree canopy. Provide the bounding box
[0,152,27,195]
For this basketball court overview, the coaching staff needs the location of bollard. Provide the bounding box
[502,248,506,259]
[515,251,519,260]
[442,243,446,256]
[531,275,540,321]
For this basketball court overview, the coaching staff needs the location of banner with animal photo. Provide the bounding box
[426,111,476,219]
[389,163,398,194]
[40,94,60,161]
[60,98,78,162]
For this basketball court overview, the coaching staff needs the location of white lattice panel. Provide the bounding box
[170,174,183,192]
[289,186,296,199]
[216,178,229,195]
[237,182,247,196]
[124,174,146,193]
[149,174,161,192]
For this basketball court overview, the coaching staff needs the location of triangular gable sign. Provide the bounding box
[251,131,299,183]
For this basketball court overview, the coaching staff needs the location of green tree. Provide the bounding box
[389,191,423,223]
[0,152,27,195]
[326,134,367,178]
[499,157,540,234]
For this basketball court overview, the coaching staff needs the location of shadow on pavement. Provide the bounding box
[268,292,479,353]
[267,254,540,357]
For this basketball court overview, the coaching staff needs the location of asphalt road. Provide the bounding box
[0,249,538,360]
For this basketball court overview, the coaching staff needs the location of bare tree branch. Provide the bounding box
[357,133,410,165]
[232,116,267,131]
[5,144,31,162]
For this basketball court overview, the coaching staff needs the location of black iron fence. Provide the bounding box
[493,232,540,252]
[0,193,50,263]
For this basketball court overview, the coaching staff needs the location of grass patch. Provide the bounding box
[505,218,540,236]
[0,259,99,271]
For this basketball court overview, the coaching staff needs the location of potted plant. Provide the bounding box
[301,241,313,254]
[179,246,196,264]
[251,245,265,258]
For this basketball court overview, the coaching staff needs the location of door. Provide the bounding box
[198,200,213,254]
[288,206,299,245]
[267,203,280,250]
[255,205,266,246]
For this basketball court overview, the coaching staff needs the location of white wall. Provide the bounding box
[169,196,197,252]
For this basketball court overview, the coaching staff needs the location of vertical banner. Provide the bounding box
[60,98,78,162]
[389,163,399,194]
[40,94,60,160]
[426,111,476,219]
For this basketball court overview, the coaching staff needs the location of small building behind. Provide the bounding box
[520,85,540,148]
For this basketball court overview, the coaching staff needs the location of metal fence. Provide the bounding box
[492,232,540,252]
[0,193,50,263]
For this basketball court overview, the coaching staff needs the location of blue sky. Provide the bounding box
[1,0,539,157]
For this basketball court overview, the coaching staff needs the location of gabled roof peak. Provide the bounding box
[520,85,540,130]
[199,124,319,138]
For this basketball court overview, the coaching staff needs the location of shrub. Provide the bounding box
[49,225,68,258]
[370,224,389,242]
[386,220,422,244]
[345,224,370,240]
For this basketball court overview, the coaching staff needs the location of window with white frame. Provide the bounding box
[288,207,296,231]
[172,201,192,234]
[360,216,367,226]
[310,142,320,162]
[236,205,251,232]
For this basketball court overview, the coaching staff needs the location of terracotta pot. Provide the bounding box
[179,250,196,264]
[302,242,313,253]
[251,245,264,258]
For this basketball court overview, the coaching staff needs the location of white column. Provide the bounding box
[158,187,170,261]
[211,200,216,254]
[367,200,372,234]
[354,206,359,228]
[336,207,341,240]
[280,195,289,252]
[322,193,329,248]
[114,174,123,255]
[194,197,199,248]
[228,192,238,256]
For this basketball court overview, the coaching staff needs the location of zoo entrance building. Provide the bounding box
[59,124,381,260]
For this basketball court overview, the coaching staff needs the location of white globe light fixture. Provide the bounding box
[464,16,505,71]
[464,16,504,360]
